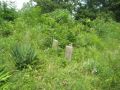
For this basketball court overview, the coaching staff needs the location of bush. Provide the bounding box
[41,9,73,25]
[11,43,37,70]
[0,29,12,37]
[0,22,14,37]
[0,1,17,22]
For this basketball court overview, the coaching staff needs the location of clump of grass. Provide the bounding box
[11,43,38,70]
[0,66,11,87]
[82,59,99,75]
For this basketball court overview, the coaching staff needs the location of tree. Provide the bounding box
[33,0,120,21]
[108,0,120,21]
[0,1,17,22]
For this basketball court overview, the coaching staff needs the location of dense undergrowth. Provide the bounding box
[0,6,120,90]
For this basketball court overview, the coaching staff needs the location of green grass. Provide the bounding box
[0,8,120,90]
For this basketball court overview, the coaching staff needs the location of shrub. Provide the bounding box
[39,35,53,49]
[0,22,14,37]
[11,43,37,70]
[49,9,73,23]
[0,1,17,22]
[66,31,76,43]
[41,9,73,25]
[0,29,12,37]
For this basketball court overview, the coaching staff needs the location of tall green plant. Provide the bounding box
[11,43,37,70]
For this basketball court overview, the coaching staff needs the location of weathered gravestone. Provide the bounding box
[65,44,73,61]
[52,39,58,50]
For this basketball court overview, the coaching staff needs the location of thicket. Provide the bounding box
[0,1,120,90]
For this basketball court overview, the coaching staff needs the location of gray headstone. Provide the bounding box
[65,44,73,61]
[52,39,58,50]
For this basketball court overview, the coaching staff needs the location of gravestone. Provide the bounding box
[65,44,73,61]
[52,39,58,50]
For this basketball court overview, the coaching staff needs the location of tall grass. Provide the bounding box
[11,43,37,70]
[0,7,120,90]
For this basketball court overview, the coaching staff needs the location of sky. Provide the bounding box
[0,0,31,9]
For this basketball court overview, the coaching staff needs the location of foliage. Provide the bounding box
[11,43,38,70]
[0,2,120,90]
[0,1,17,22]
[33,0,120,22]
[0,21,14,37]
[0,66,11,89]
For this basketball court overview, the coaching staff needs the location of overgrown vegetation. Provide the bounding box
[0,0,120,90]
[11,43,38,70]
